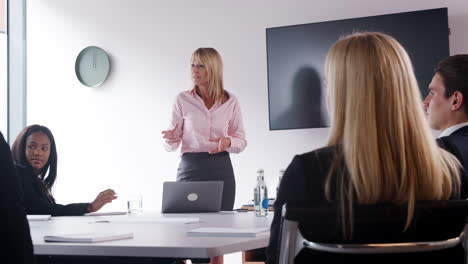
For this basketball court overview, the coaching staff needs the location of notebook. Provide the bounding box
[44,232,133,243]
[161,181,224,213]
[84,211,127,216]
[27,215,51,221]
[187,227,270,237]
[89,217,200,224]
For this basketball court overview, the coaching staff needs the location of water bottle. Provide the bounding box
[276,169,285,195]
[254,169,268,217]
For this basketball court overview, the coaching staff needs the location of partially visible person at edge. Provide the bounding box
[266,32,464,264]
[424,54,468,195]
[0,131,34,263]
[12,124,117,216]
[162,48,247,264]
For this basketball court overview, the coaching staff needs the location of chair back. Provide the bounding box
[278,200,468,264]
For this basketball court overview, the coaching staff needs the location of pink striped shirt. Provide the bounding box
[164,89,247,154]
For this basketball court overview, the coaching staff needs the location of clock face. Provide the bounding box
[75,46,110,87]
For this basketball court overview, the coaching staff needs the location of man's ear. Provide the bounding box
[451,91,464,111]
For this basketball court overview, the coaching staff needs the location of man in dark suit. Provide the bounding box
[423,54,468,196]
[0,131,34,263]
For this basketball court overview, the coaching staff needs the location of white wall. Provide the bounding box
[27,0,468,212]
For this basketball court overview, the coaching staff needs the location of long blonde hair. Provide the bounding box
[324,32,460,234]
[191,48,225,103]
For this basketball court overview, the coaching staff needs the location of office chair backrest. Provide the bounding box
[278,200,468,264]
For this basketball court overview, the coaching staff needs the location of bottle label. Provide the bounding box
[261,198,269,209]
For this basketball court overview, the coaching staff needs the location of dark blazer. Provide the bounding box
[17,165,89,216]
[437,125,468,196]
[266,145,466,264]
[0,132,34,263]
[266,146,337,264]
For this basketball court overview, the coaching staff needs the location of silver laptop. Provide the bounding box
[161,181,224,213]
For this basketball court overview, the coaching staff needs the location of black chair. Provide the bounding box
[278,201,468,264]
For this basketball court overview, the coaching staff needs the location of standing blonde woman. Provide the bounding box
[162,48,246,264]
[162,48,247,211]
[266,32,463,264]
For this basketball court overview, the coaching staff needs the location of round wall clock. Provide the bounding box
[75,46,110,87]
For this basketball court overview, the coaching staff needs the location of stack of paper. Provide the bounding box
[44,232,133,243]
[187,227,270,237]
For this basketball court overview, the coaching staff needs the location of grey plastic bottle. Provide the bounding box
[276,169,285,195]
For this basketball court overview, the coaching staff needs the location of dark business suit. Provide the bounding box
[17,165,89,216]
[437,125,468,197]
[0,132,34,264]
[266,145,465,264]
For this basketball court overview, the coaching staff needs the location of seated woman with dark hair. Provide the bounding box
[12,124,117,216]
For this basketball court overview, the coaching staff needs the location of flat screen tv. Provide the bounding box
[266,8,449,130]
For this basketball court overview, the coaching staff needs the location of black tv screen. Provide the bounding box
[266,8,449,130]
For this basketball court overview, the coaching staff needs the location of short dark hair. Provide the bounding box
[434,54,468,113]
[11,125,58,191]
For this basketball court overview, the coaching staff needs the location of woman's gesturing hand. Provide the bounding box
[161,125,180,144]
[208,137,231,154]
[88,189,118,213]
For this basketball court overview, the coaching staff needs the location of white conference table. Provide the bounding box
[29,211,273,259]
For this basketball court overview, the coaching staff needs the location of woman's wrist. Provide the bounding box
[87,203,95,213]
